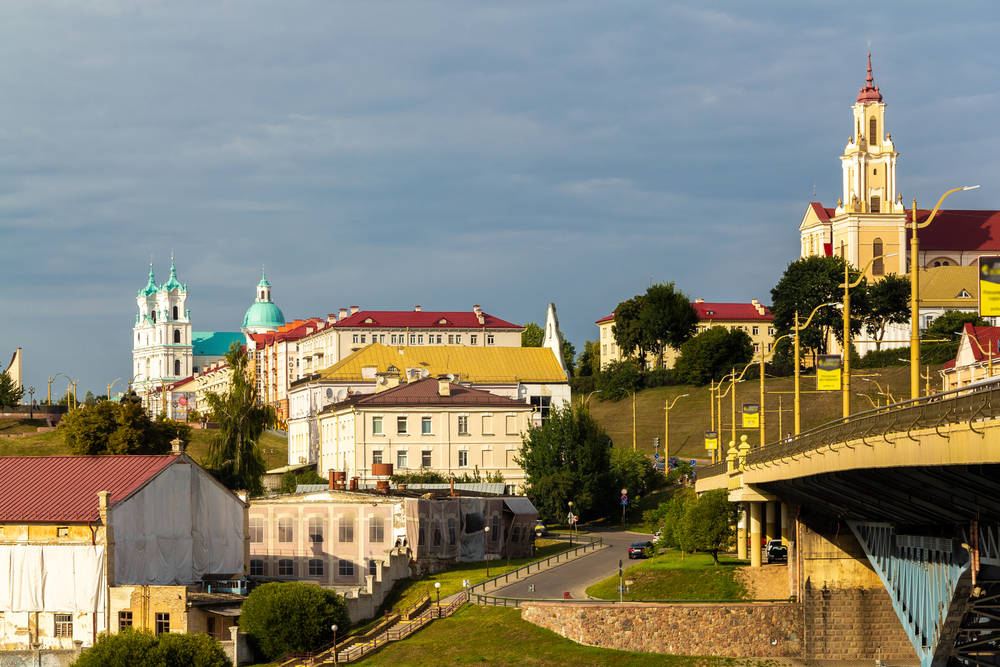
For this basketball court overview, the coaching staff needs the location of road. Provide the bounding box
[490,526,653,601]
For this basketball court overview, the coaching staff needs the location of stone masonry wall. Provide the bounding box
[520,602,803,658]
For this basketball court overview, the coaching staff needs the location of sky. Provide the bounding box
[1,1,999,398]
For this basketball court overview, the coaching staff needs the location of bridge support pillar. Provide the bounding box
[737,503,747,560]
[765,501,776,543]
[749,502,762,567]
[780,502,789,545]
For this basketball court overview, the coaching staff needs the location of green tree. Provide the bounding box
[0,371,24,409]
[281,469,328,494]
[83,390,97,407]
[240,582,350,661]
[611,296,651,367]
[204,342,276,496]
[641,282,700,368]
[864,273,911,352]
[61,401,191,455]
[922,310,989,364]
[577,340,601,377]
[71,627,232,667]
[642,490,694,548]
[673,326,754,385]
[594,359,642,401]
[609,447,662,500]
[390,469,449,484]
[677,489,741,565]
[517,404,615,522]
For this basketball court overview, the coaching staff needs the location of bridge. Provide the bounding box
[696,376,1000,667]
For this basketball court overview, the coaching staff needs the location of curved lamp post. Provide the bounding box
[793,302,842,435]
[663,394,688,463]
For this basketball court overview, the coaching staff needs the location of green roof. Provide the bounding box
[138,267,157,297]
[243,302,286,330]
[258,269,271,288]
[192,332,244,357]
[161,260,185,292]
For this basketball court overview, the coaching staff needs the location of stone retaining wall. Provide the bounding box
[520,601,803,658]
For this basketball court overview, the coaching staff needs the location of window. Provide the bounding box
[370,515,385,543]
[250,517,263,543]
[768,327,775,336]
[151,310,156,323]
[119,611,133,629]
[448,335,454,344]
[372,450,383,465]
[870,117,877,143]
[768,343,773,353]
[873,238,884,275]
[419,517,426,545]
[458,450,469,467]
[339,516,354,543]
[870,196,881,213]
[487,334,494,345]
[448,518,457,545]
[410,335,416,345]
[397,416,407,434]
[754,343,760,353]
[57,526,69,537]
[458,416,469,435]
[455,335,461,344]
[471,335,477,345]
[360,335,366,344]
[174,360,181,376]
[491,515,500,542]
[278,517,293,543]
[752,326,759,336]
[422,416,432,435]
[173,329,180,343]
[379,334,385,343]
[369,560,379,576]
[353,334,359,344]
[511,527,519,543]
[55,614,73,638]
[372,416,383,435]
[422,450,432,467]
[155,613,170,636]
[418,335,424,344]
[173,306,178,320]
[309,559,324,576]
[482,415,493,434]
[339,559,354,576]
[397,450,408,468]
[207,617,220,639]
[530,396,552,423]
[250,559,264,576]
[279,559,293,576]
[308,516,323,543]
[391,334,397,344]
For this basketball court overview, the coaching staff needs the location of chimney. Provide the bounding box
[329,470,335,491]
[350,306,359,315]
[327,314,337,324]
[695,298,705,303]
[437,375,451,397]
[171,435,186,454]
[339,308,348,321]
[414,305,422,312]
[473,305,481,314]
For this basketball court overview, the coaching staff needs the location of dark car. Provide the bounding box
[628,540,654,559]
[766,539,788,563]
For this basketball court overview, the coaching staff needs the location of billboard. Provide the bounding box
[817,355,842,391]
[704,430,718,450]
[742,403,760,428]
[980,256,1000,317]
[171,392,197,421]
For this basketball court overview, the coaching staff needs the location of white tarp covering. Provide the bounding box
[113,462,244,585]
[0,545,106,613]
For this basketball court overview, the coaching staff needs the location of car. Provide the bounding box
[668,456,681,470]
[628,540,654,559]
[766,539,788,563]
[653,530,662,542]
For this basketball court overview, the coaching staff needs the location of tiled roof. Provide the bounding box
[596,314,614,324]
[596,301,773,325]
[249,318,326,346]
[316,343,567,384]
[0,456,178,522]
[352,377,528,407]
[330,310,521,330]
[919,265,978,306]
[963,324,1000,363]
[810,202,837,222]
[907,210,1000,252]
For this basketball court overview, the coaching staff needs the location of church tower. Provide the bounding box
[800,54,908,279]
[241,270,286,336]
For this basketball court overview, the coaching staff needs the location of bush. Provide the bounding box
[62,401,192,455]
[72,627,231,667]
[281,469,328,493]
[595,360,643,401]
[240,582,351,661]
[641,368,678,389]
[855,346,910,369]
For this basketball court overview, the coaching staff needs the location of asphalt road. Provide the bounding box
[491,526,654,601]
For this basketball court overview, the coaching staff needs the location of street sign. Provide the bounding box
[690,459,696,466]
[621,494,628,503]
[528,584,535,593]
[654,453,659,460]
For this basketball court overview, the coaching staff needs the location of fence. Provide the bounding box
[474,594,797,608]
[468,535,604,596]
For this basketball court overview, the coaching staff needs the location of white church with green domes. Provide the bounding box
[132,261,285,413]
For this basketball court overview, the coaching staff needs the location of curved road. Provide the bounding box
[491,526,654,601]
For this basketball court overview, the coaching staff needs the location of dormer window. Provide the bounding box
[957,290,972,299]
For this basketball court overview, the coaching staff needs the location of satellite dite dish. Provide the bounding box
[326,388,334,399]
[420,368,430,378]
[336,389,348,401]
[446,373,455,382]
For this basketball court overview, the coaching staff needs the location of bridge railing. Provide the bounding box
[699,375,1000,477]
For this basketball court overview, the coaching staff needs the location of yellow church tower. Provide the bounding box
[800,53,908,280]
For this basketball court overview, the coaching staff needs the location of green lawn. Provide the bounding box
[585,548,749,601]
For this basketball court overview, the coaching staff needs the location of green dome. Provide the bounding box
[243,301,286,330]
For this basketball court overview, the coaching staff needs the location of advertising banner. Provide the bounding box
[171,392,197,421]
[980,256,1000,317]
[742,403,760,428]
[704,430,718,450]
[817,355,842,391]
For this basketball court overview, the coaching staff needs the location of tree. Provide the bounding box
[594,359,642,401]
[641,490,694,547]
[770,255,868,361]
[864,273,911,352]
[609,448,662,500]
[240,582,350,661]
[83,390,97,407]
[204,342,276,496]
[0,370,23,409]
[71,627,232,667]
[281,469,328,494]
[522,321,576,376]
[673,326,754,386]
[641,282,700,368]
[676,489,741,565]
[61,401,191,455]
[611,296,651,367]
[922,309,989,364]
[517,403,615,522]
[577,340,601,377]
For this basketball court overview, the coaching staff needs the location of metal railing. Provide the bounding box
[699,375,1000,479]
[473,595,798,608]
[468,536,604,595]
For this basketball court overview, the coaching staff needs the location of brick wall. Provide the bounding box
[520,602,803,658]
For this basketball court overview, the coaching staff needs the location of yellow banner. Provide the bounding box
[704,430,718,450]
[742,403,760,428]
[817,355,842,391]
[981,257,1000,317]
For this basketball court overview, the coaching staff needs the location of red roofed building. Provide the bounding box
[596,299,774,369]
[0,445,248,650]
[247,317,328,422]
[940,324,1000,391]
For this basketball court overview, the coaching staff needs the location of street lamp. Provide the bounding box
[839,253,897,419]
[663,394,688,463]
[909,186,979,398]
[47,373,68,406]
[861,377,896,404]
[107,378,122,401]
[331,624,338,664]
[434,581,441,616]
[583,390,602,409]
[27,387,34,419]
[962,331,995,380]
[567,501,575,546]
[856,393,881,410]
[793,302,842,435]
[483,527,490,577]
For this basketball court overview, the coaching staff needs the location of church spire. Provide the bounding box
[856,52,883,103]
[139,263,158,297]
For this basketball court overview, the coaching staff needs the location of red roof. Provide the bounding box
[856,52,883,104]
[810,202,837,221]
[596,314,614,324]
[250,317,326,346]
[0,456,178,522]
[351,377,528,407]
[330,310,521,330]
[597,301,772,325]
[963,324,1000,363]
[907,210,1000,252]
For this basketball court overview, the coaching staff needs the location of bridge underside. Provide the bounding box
[758,463,1000,525]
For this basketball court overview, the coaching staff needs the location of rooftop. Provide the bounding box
[330,309,522,330]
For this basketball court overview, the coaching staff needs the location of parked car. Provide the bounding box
[653,529,662,542]
[766,539,788,563]
[629,540,654,559]
[668,456,681,470]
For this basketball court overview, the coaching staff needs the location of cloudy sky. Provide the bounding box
[1,1,998,398]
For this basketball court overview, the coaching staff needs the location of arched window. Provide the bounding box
[870,117,877,144]
[260,290,265,300]
[172,306,178,320]
[934,261,941,267]
[873,239,884,275]
[174,360,180,376]
[173,329,180,344]
[151,310,156,323]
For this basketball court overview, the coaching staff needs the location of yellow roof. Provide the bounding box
[317,343,567,384]
[919,265,978,308]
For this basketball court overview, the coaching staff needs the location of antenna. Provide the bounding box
[813,183,816,198]
[420,368,430,378]
[336,389,348,401]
